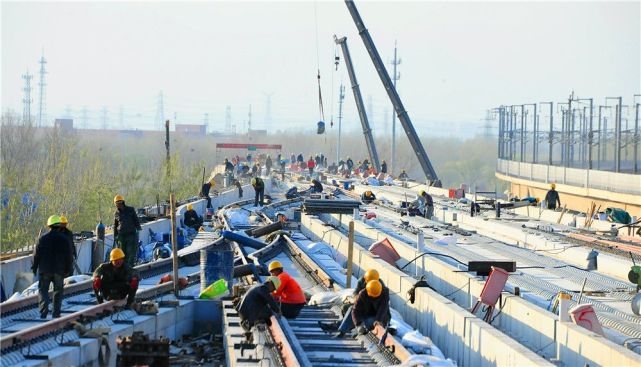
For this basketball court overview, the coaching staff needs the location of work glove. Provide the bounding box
[130,277,139,289]
[357,325,368,335]
[93,277,102,291]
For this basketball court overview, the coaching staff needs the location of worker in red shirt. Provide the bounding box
[307,157,316,175]
[268,260,307,318]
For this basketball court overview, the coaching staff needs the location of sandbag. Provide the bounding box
[13,272,34,294]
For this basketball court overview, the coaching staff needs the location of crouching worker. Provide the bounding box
[93,248,140,307]
[237,277,282,333]
[310,179,323,193]
[318,269,385,336]
[183,204,202,230]
[268,261,306,319]
[348,279,390,337]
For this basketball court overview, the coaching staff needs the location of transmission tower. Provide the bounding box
[22,71,33,123]
[155,91,165,130]
[390,40,401,175]
[119,105,125,128]
[225,105,232,133]
[37,52,47,127]
[81,106,89,129]
[263,92,274,125]
[482,109,493,138]
[101,106,109,129]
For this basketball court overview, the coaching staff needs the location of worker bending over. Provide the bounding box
[200,179,215,209]
[183,204,202,230]
[251,177,265,207]
[268,261,307,319]
[236,277,282,332]
[341,279,390,337]
[545,183,561,210]
[93,248,140,308]
[113,195,142,268]
[311,179,323,193]
[319,269,385,336]
[33,215,74,318]
[409,190,433,218]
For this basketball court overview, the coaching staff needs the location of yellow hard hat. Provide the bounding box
[59,215,69,225]
[364,269,379,283]
[267,276,281,290]
[110,248,125,261]
[187,204,193,211]
[113,195,124,203]
[268,260,283,272]
[550,183,556,190]
[46,215,62,227]
[419,190,426,196]
[366,279,382,297]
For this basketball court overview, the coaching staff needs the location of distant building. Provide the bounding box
[54,119,73,132]
[176,124,206,135]
[120,129,144,138]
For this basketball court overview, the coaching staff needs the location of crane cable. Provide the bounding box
[313,1,325,123]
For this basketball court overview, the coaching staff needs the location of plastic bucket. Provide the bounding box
[199,279,228,299]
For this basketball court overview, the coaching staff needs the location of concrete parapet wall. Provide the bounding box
[316,210,640,366]
[301,212,552,367]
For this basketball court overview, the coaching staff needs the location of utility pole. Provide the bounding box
[22,71,33,123]
[37,52,47,127]
[101,106,109,130]
[247,104,252,133]
[155,91,165,131]
[337,83,345,162]
[390,40,401,175]
[119,105,124,128]
[225,105,232,133]
[81,106,89,129]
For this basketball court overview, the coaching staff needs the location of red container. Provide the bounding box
[448,188,456,198]
[369,238,401,267]
[479,267,509,307]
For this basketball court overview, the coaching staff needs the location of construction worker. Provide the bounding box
[348,280,390,336]
[200,179,215,209]
[59,215,77,261]
[319,269,385,335]
[251,177,265,207]
[545,183,561,210]
[113,195,142,268]
[398,170,409,180]
[346,157,354,170]
[183,204,202,230]
[93,248,140,307]
[236,277,282,333]
[361,190,376,204]
[311,178,323,193]
[224,158,235,174]
[276,212,287,223]
[420,190,434,218]
[265,155,273,176]
[32,215,74,318]
[380,160,388,174]
[268,261,306,319]
[307,156,316,175]
[234,179,243,198]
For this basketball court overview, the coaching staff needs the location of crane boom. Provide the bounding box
[344,0,439,181]
[334,35,381,173]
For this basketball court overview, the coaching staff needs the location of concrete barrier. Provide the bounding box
[301,212,553,367]
[320,208,641,366]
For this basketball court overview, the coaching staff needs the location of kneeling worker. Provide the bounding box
[268,261,306,319]
[93,248,140,307]
[346,279,390,337]
[183,204,202,230]
[237,277,282,332]
[319,269,384,334]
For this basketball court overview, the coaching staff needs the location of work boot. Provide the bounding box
[332,331,346,339]
[318,321,339,331]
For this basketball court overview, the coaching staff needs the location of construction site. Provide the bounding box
[2,1,640,366]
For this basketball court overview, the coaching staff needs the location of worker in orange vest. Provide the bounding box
[268,260,307,318]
